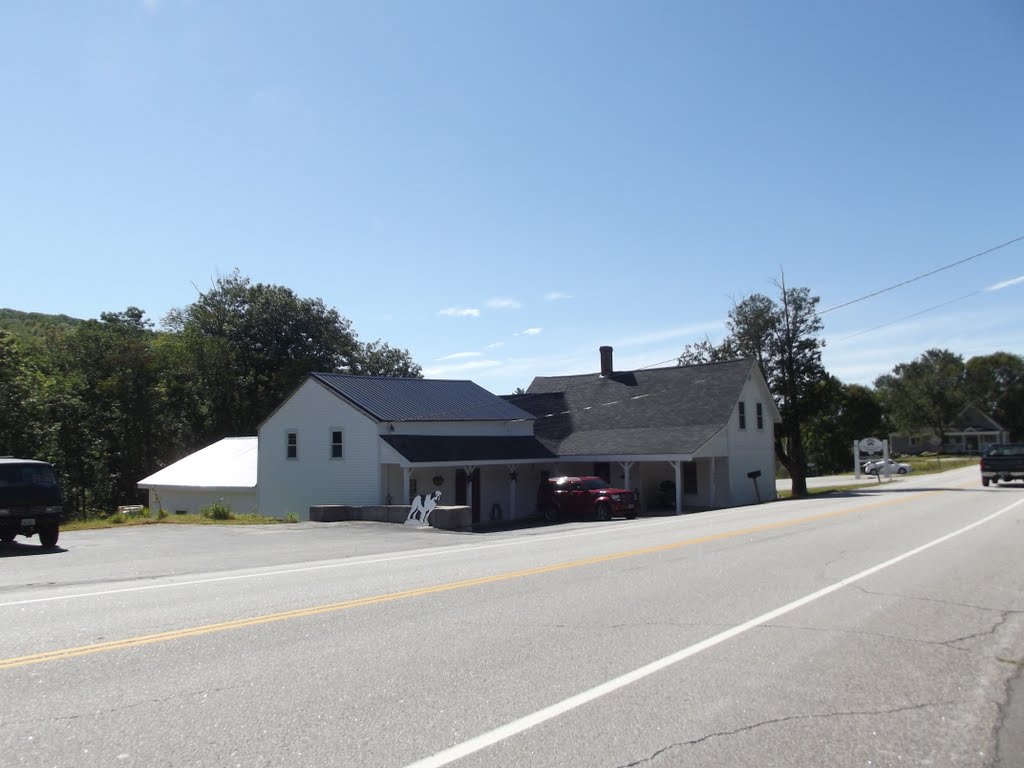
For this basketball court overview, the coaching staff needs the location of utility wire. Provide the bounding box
[835,291,981,342]
[819,234,1024,315]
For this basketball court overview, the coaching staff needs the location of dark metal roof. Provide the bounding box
[382,435,556,463]
[506,359,762,456]
[309,373,535,423]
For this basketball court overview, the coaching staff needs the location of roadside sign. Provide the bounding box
[858,437,884,454]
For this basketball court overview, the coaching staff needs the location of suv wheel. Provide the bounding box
[595,502,612,521]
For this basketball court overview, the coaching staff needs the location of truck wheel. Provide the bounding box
[982,477,990,487]
[624,511,637,520]
[38,525,59,548]
[595,502,612,521]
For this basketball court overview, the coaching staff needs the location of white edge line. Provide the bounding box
[401,496,1024,768]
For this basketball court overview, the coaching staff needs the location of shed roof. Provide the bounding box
[508,359,772,457]
[138,437,258,489]
[310,373,533,422]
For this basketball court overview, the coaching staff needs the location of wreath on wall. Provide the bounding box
[432,475,445,487]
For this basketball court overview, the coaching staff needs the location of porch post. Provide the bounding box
[668,460,682,515]
[709,457,716,507]
[620,461,634,491]
[401,467,411,505]
[508,464,518,519]
[464,465,476,514]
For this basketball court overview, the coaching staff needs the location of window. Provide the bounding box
[756,402,764,430]
[330,430,343,459]
[738,402,746,429]
[286,431,297,459]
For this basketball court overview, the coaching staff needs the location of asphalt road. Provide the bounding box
[2,467,1022,767]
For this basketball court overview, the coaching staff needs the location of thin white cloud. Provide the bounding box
[986,275,1024,292]
[438,307,480,318]
[487,297,522,310]
[485,341,505,349]
[518,327,543,336]
[545,291,572,301]
[436,351,482,361]
[611,322,725,349]
[422,359,503,377]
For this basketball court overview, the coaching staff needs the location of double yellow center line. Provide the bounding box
[0,489,941,670]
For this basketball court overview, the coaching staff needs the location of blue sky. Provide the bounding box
[2,1,1022,395]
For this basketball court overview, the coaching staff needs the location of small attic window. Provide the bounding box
[738,402,747,430]
[286,431,298,459]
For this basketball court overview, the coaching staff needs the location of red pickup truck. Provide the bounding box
[980,444,1024,487]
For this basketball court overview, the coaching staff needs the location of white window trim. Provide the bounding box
[286,430,298,460]
[738,401,747,430]
[329,428,344,460]
[756,402,764,430]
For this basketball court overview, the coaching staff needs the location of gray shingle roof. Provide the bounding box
[382,435,556,463]
[310,373,534,422]
[507,359,759,456]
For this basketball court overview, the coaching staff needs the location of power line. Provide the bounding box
[819,234,1024,315]
[835,291,981,342]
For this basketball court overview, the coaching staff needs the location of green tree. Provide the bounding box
[40,307,167,513]
[803,378,885,474]
[679,282,826,495]
[165,272,360,435]
[964,352,1024,440]
[0,330,45,457]
[874,349,966,451]
[352,339,422,378]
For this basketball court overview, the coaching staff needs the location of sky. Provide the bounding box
[2,1,1022,396]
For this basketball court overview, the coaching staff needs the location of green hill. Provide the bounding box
[0,308,84,341]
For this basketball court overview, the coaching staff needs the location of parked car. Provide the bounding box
[862,458,911,475]
[0,458,64,547]
[544,476,637,521]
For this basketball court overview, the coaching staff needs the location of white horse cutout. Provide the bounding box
[405,490,441,526]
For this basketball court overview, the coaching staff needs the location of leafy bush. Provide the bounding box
[285,512,299,523]
[200,502,235,521]
[156,508,168,520]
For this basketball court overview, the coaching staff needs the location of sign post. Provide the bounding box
[855,436,885,479]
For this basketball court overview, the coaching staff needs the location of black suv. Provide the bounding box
[0,458,64,547]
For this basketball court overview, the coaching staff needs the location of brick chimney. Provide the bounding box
[599,346,613,377]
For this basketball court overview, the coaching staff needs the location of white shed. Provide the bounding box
[138,437,258,516]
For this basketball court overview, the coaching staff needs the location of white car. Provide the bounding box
[862,458,911,475]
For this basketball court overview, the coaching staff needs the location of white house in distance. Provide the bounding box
[254,348,780,522]
[138,437,258,516]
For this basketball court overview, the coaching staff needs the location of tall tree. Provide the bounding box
[0,330,44,457]
[874,349,966,451]
[678,281,826,495]
[353,339,423,378]
[165,270,420,436]
[803,378,885,474]
[39,308,167,514]
[964,352,1024,440]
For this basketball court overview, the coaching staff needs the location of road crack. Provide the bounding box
[616,701,955,767]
